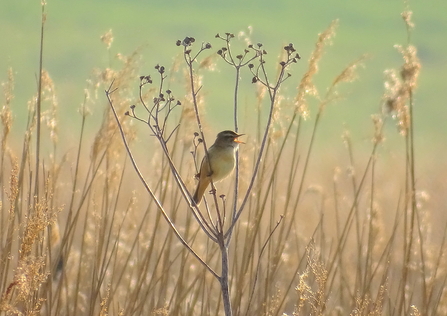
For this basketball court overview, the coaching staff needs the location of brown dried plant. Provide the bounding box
[2,4,445,316]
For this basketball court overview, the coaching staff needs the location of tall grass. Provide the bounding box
[1,3,446,316]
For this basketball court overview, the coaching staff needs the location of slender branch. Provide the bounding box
[225,48,297,238]
[105,83,219,279]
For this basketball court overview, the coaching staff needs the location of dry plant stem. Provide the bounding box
[363,153,377,294]
[34,3,46,200]
[0,69,13,215]
[0,164,18,291]
[231,66,241,235]
[345,135,365,292]
[398,15,421,310]
[182,44,212,175]
[425,223,447,308]
[105,84,218,280]
[54,100,88,275]
[155,134,218,241]
[245,215,284,315]
[219,236,232,316]
[215,34,259,233]
[399,88,421,315]
[250,111,298,262]
[182,37,267,316]
[178,49,225,231]
[327,142,379,276]
[58,133,113,285]
[137,59,234,311]
[227,49,295,237]
[137,77,218,241]
[182,42,233,315]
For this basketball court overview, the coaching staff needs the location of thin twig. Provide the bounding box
[105,83,219,279]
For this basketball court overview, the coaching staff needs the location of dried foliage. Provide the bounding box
[0,5,445,316]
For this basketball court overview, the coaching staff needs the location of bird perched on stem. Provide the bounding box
[193,130,244,205]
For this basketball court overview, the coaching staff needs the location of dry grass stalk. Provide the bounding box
[294,19,338,119]
[1,6,445,316]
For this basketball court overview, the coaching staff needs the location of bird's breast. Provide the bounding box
[209,147,236,182]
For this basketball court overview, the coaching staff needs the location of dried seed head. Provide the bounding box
[401,10,415,30]
[284,43,296,53]
[294,20,339,119]
[396,45,421,89]
[371,114,384,144]
[181,36,195,46]
[100,29,114,49]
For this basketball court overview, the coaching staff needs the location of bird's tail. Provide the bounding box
[193,178,210,205]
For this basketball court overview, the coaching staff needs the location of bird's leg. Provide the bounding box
[209,177,216,195]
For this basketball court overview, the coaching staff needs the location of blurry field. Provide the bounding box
[1,1,447,316]
[1,1,447,144]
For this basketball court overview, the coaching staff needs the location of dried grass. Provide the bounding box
[0,6,445,316]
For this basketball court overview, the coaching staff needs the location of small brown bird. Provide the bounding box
[193,130,244,204]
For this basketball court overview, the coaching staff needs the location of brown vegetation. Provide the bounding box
[1,4,445,316]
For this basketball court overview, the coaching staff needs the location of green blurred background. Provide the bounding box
[1,0,446,153]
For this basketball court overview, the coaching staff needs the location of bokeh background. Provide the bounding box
[1,1,446,225]
[1,1,446,147]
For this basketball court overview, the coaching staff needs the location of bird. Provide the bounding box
[193,130,244,205]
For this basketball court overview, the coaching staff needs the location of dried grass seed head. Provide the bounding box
[14,256,49,302]
[1,68,14,142]
[396,44,421,89]
[402,10,415,30]
[294,19,339,119]
[101,29,114,50]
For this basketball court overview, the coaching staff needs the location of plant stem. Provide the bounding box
[219,238,232,316]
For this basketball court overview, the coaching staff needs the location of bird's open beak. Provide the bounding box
[234,134,245,144]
